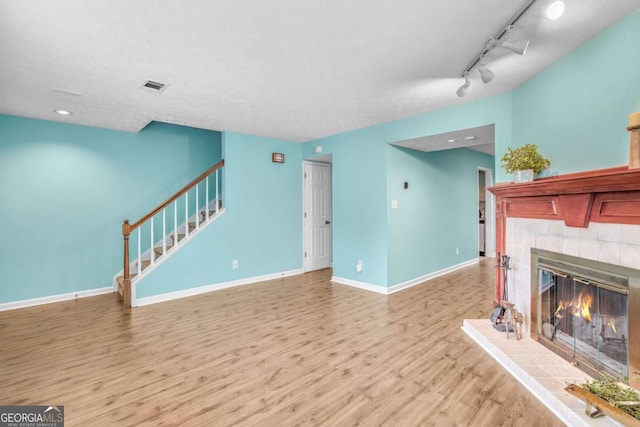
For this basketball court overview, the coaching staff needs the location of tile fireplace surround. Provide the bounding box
[464,166,640,426]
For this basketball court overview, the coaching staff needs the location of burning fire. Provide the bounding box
[575,293,593,321]
[554,300,565,319]
[554,294,619,335]
[554,292,593,321]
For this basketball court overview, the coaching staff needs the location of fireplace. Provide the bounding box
[532,249,640,387]
[489,165,640,389]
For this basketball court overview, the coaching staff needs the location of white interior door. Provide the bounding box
[304,162,332,271]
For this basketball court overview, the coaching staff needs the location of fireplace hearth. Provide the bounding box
[532,249,640,388]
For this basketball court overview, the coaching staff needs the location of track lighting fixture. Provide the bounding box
[454,0,560,97]
[478,57,495,84]
[456,74,470,98]
[502,26,530,56]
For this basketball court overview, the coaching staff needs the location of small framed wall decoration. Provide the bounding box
[272,153,285,163]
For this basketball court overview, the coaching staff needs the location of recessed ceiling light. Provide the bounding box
[546,1,565,20]
[55,109,72,115]
[464,136,477,140]
[447,139,456,143]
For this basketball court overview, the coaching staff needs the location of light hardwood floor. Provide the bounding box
[0,259,563,426]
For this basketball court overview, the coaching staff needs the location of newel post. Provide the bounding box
[122,219,132,307]
[628,112,640,169]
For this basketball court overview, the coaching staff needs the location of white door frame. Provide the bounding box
[302,160,332,271]
[478,167,495,257]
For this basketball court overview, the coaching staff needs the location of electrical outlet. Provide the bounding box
[356,260,363,272]
[232,259,238,269]
[456,248,459,255]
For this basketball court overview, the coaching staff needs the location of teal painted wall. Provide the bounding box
[303,127,389,288]
[0,115,221,304]
[303,93,511,288]
[387,146,494,285]
[7,10,638,304]
[136,131,303,298]
[510,10,640,180]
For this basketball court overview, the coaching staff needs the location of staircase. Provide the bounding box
[116,160,225,306]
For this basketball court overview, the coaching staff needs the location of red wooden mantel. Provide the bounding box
[488,165,640,304]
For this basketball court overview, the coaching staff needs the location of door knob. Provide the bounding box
[325,220,331,224]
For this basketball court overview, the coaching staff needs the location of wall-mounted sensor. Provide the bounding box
[404,182,408,189]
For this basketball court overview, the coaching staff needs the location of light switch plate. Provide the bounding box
[391,200,398,209]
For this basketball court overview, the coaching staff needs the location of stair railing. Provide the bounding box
[121,159,224,306]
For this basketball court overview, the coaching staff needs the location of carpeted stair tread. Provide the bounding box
[200,210,219,220]
[138,260,152,270]
[171,233,186,244]
[154,245,174,256]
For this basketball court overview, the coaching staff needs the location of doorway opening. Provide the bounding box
[478,167,495,258]
[303,160,332,272]
[478,170,486,257]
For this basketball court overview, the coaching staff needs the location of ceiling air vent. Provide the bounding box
[142,80,167,92]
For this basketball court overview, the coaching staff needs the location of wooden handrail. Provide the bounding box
[128,159,224,232]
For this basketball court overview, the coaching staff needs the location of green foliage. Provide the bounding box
[500,144,551,174]
[582,376,640,420]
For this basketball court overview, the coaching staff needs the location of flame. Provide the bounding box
[571,292,593,322]
[608,317,617,334]
[554,292,593,322]
[555,300,564,318]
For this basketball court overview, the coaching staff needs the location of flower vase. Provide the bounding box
[513,169,534,183]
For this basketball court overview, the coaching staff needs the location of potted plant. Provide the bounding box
[500,144,551,182]
[565,376,640,425]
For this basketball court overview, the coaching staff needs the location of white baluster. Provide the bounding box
[185,191,189,238]
[150,217,155,265]
[162,208,166,256]
[137,228,141,276]
[174,200,178,247]
[195,183,200,229]
[205,176,209,221]
[216,169,219,213]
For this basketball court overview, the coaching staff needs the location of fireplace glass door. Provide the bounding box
[538,268,628,379]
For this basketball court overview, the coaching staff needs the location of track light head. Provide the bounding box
[502,26,530,55]
[478,65,494,84]
[478,57,495,84]
[456,76,471,97]
[502,38,530,55]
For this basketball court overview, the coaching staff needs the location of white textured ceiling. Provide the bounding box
[0,1,638,142]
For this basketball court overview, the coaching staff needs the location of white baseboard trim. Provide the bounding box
[0,287,114,312]
[331,258,479,296]
[387,258,479,294]
[330,276,388,295]
[135,268,305,307]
